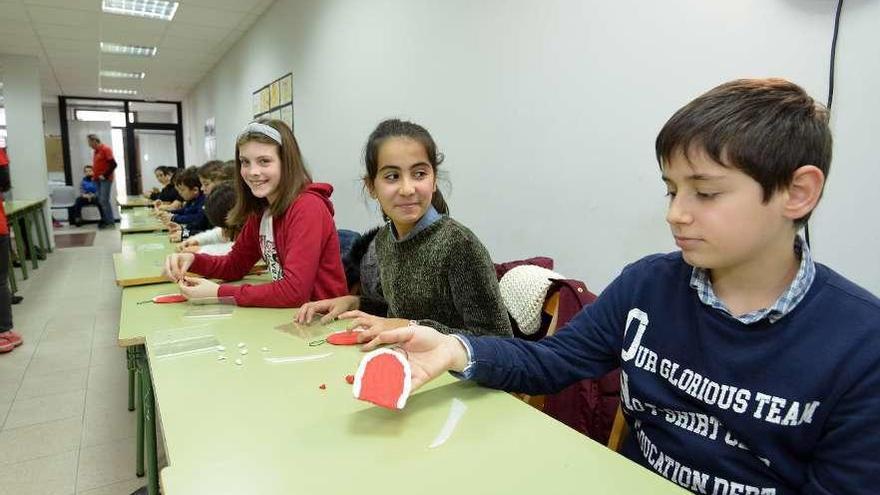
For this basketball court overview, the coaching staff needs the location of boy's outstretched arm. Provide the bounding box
[361,326,469,391]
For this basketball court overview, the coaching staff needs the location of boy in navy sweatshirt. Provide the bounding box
[359,79,880,494]
[159,166,209,237]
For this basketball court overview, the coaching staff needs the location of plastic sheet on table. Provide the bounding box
[151,328,220,359]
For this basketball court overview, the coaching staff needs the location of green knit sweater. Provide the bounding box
[365,216,512,337]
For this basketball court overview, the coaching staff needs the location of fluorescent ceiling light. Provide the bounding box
[100,42,157,57]
[102,0,179,21]
[100,87,138,95]
[100,70,146,80]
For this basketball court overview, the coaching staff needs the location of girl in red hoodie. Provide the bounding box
[164,119,347,307]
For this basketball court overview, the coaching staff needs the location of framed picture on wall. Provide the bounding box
[260,87,270,113]
[252,93,261,115]
[280,105,293,129]
[280,74,293,104]
[270,81,280,108]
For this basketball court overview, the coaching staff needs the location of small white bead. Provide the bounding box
[217,355,226,361]
[234,358,243,365]
[240,349,248,355]
[237,343,246,348]
[261,347,269,352]
[216,345,225,351]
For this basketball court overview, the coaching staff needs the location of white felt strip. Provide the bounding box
[428,398,467,449]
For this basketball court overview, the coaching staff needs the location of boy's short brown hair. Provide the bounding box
[655,78,832,224]
[172,166,202,190]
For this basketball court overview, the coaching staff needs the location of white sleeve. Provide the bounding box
[190,226,224,245]
[197,241,234,256]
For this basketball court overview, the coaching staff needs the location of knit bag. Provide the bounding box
[498,265,566,335]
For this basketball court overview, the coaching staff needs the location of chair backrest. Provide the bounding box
[49,185,77,208]
[606,405,629,451]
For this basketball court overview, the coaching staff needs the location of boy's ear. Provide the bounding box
[783,165,825,221]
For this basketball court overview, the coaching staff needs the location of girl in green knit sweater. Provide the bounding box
[297,119,511,338]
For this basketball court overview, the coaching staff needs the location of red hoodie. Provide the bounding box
[189,183,348,308]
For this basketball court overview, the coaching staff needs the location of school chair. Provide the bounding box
[497,258,621,446]
[606,405,629,452]
[49,184,78,224]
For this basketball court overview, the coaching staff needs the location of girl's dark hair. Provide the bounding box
[363,118,448,215]
[204,183,240,240]
[656,78,832,225]
[228,119,312,228]
[172,166,202,190]
[159,166,179,178]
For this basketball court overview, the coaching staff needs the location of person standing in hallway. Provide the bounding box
[87,134,117,228]
[0,147,23,353]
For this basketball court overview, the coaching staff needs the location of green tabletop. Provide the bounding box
[118,194,154,209]
[113,232,175,287]
[145,312,684,494]
[119,277,272,346]
[4,199,46,215]
[120,207,167,234]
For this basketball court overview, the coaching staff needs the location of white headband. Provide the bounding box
[239,122,282,145]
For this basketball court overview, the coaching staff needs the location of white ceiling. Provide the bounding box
[0,0,274,102]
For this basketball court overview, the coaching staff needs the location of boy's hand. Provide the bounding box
[295,295,359,325]
[360,325,470,391]
[169,231,182,243]
[177,276,219,300]
[339,311,408,335]
[164,252,195,282]
[168,222,181,233]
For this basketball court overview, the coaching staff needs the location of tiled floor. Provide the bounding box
[0,224,146,495]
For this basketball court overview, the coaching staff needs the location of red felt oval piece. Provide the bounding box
[152,294,188,304]
[345,374,354,384]
[326,331,361,345]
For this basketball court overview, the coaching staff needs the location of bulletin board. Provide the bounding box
[252,73,293,131]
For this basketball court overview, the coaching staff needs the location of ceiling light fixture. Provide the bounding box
[100,87,138,95]
[100,42,158,57]
[100,70,146,79]
[102,0,179,21]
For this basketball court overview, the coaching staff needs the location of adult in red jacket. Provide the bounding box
[87,134,117,228]
[163,120,347,308]
[0,148,23,352]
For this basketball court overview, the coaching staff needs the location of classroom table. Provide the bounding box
[4,199,52,283]
[119,207,167,234]
[122,295,687,495]
[113,232,175,287]
[117,193,154,209]
[118,277,273,494]
[114,235,266,288]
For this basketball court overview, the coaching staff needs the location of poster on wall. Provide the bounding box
[280,105,293,130]
[259,87,270,113]
[270,81,280,108]
[252,72,294,128]
[204,117,216,159]
[252,93,261,115]
[280,74,293,104]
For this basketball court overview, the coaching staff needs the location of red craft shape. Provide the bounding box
[326,330,361,346]
[352,349,412,410]
[345,374,354,385]
[152,294,188,304]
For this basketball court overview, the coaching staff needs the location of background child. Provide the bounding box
[70,164,98,227]
[360,79,880,494]
[153,165,183,211]
[0,146,22,353]
[298,119,511,337]
[158,167,209,237]
[149,166,182,206]
[177,183,237,255]
[163,119,347,308]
